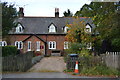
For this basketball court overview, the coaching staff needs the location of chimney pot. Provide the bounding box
[55,8,59,17]
[18,7,24,18]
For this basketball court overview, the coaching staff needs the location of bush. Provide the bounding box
[65,43,84,54]
[2,46,17,57]
[80,65,120,76]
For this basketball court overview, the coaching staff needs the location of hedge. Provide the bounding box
[2,46,17,57]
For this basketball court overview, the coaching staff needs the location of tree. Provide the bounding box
[63,9,73,17]
[75,2,120,52]
[65,17,93,54]
[93,2,120,52]
[2,2,17,37]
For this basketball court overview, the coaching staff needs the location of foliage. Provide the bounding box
[65,43,84,54]
[79,56,120,76]
[79,49,91,57]
[80,65,120,76]
[65,18,92,44]
[2,45,17,57]
[65,17,93,56]
[63,9,73,17]
[2,2,17,37]
[75,2,120,52]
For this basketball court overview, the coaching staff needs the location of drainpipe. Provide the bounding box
[45,34,47,56]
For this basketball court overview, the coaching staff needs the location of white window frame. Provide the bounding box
[64,26,69,33]
[16,24,23,33]
[64,41,69,49]
[49,24,56,33]
[15,41,23,49]
[28,41,31,51]
[87,43,92,49]
[0,41,7,46]
[85,24,91,33]
[36,41,40,51]
[48,41,56,49]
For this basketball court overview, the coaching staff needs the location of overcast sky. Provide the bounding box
[3,0,91,17]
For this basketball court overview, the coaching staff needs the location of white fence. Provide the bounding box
[105,52,120,69]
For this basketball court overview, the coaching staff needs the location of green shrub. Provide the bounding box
[80,65,120,76]
[65,43,84,54]
[2,46,17,57]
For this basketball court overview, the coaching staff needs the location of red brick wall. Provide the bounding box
[23,36,45,55]
[9,35,45,55]
[40,34,66,55]
[9,35,30,45]
[9,34,67,55]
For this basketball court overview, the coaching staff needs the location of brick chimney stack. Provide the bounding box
[55,8,59,17]
[18,7,24,17]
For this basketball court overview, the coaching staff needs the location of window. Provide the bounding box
[0,41,7,46]
[64,26,69,33]
[87,43,92,49]
[15,41,23,49]
[36,41,40,51]
[64,42,69,49]
[49,24,56,33]
[86,28,90,32]
[28,41,31,51]
[16,24,23,33]
[86,24,91,33]
[48,41,56,49]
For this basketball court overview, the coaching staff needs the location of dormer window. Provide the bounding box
[85,24,91,33]
[64,26,69,33]
[48,24,56,33]
[16,24,23,33]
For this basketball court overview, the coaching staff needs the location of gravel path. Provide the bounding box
[28,57,66,72]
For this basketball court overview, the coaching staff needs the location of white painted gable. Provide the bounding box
[49,24,56,32]
[16,24,23,33]
[64,26,69,33]
[86,24,91,33]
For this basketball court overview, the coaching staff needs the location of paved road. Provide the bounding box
[2,72,119,80]
[2,72,92,78]
[29,57,66,72]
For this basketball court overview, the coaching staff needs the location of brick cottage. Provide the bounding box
[1,7,95,56]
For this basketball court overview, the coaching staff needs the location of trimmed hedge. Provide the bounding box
[2,46,17,57]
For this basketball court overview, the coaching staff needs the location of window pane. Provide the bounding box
[53,42,55,48]
[36,41,40,51]
[19,27,22,32]
[16,42,19,49]
[3,42,6,46]
[19,42,22,49]
[50,42,52,48]
[28,41,31,51]
[64,42,68,49]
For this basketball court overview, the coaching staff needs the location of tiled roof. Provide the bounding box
[9,17,95,34]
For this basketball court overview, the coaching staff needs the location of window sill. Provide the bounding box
[36,49,40,51]
[64,48,68,49]
[87,48,92,49]
[28,49,31,51]
[49,48,56,49]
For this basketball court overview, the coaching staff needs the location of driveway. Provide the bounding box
[28,56,66,72]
